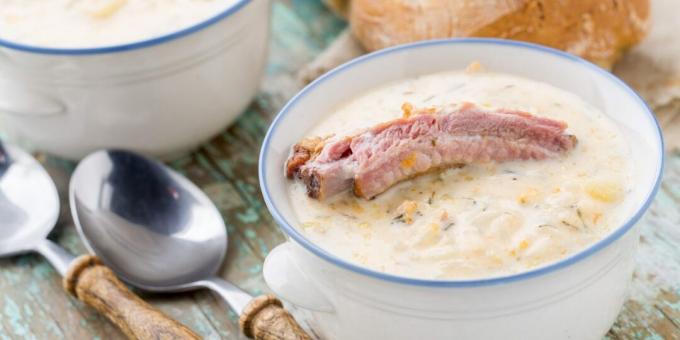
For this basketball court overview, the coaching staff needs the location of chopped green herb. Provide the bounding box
[561,220,578,229]
[576,208,587,229]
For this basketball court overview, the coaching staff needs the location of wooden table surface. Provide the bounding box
[0,1,678,339]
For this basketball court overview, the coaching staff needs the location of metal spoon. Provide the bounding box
[0,141,199,339]
[69,149,311,340]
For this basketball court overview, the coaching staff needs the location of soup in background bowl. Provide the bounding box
[0,0,241,48]
[259,39,663,340]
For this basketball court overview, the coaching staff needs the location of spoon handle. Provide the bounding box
[63,255,200,340]
[240,294,312,340]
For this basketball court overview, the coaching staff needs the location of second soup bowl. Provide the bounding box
[0,0,269,159]
[258,39,663,340]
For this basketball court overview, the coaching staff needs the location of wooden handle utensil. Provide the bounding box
[64,255,200,340]
[239,294,312,340]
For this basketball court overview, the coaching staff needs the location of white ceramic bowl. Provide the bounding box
[0,0,269,160]
[259,39,664,340]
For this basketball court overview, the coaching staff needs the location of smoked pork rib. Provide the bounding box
[286,103,577,200]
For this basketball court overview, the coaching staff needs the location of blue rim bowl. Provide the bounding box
[259,38,664,288]
[0,0,250,55]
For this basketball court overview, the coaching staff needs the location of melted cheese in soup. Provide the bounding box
[287,69,634,280]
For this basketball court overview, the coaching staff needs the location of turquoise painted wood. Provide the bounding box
[0,1,678,339]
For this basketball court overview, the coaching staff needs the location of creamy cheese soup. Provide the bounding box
[0,0,238,48]
[288,68,633,279]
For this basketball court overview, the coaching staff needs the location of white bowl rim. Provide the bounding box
[259,38,665,288]
[0,0,250,55]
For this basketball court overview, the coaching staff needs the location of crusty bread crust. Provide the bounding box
[349,0,650,68]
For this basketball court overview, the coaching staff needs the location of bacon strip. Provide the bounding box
[286,103,577,200]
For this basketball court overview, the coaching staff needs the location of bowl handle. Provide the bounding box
[263,242,335,313]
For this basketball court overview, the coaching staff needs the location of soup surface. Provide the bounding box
[287,68,633,279]
[0,0,239,48]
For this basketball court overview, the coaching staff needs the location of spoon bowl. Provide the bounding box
[69,150,226,290]
[70,149,311,339]
[0,143,59,256]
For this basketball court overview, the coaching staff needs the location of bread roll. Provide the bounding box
[348,0,650,68]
